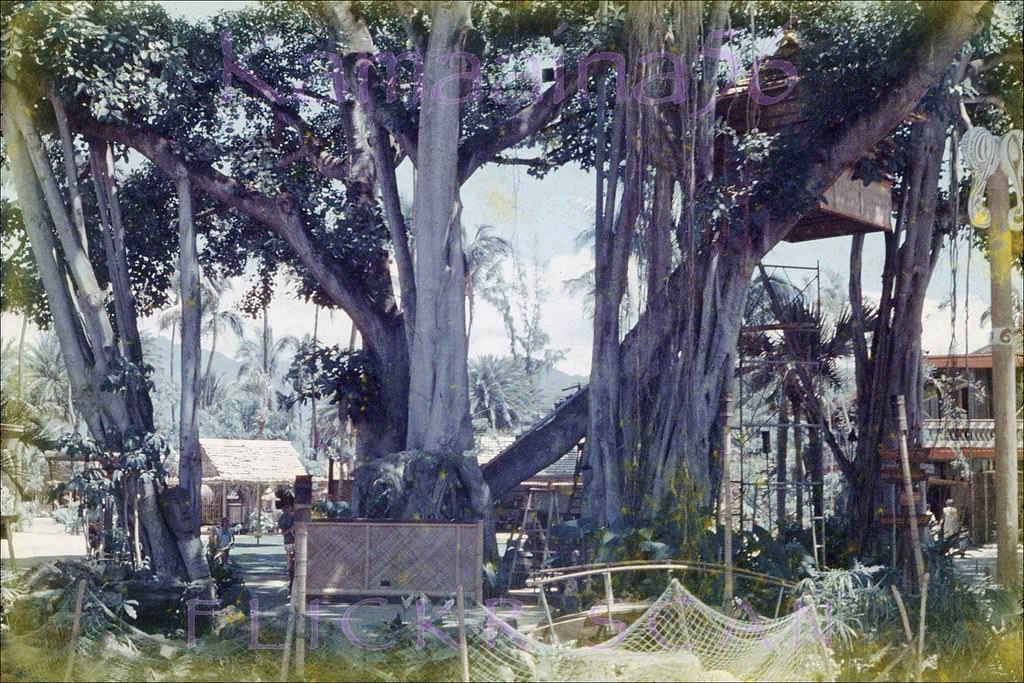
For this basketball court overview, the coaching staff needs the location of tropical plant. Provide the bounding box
[0,397,51,504]
[200,276,244,404]
[23,331,77,431]
[468,355,533,430]
[795,564,895,651]
[742,273,875,528]
[463,224,511,342]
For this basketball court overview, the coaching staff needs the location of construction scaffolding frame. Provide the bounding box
[734,262,831,568]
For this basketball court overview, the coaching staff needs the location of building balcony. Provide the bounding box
[921,418,1024,459]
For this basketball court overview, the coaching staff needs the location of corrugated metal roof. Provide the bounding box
[199,438,308,484]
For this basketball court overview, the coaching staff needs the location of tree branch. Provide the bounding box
[328,1,419,163]
[968,46,1023,74]
[489,155,556,169]
[457,60,584,184]
[761,1,986,247]
[72,115,399,357]
[369,121,416,345]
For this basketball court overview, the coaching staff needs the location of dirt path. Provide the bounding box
[952,542,1024,585]
[0,516,87,571]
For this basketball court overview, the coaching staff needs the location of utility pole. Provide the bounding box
[961,127,1022,591]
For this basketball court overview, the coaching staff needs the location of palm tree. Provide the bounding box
[201,370,233,408]
[468,355,533,431]
[24,331,77,431]
[236,304,298,436]
[463,224,511,342]
[157,273,239,410]
[744,277,872,525]
[156,295,180,387]
[200,277,244,406]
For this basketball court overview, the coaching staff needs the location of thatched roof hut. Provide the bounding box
[200,438,307,485]
[198,439,308,527]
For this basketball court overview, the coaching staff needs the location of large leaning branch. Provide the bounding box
[484,1,986,497]
[759,0,986,248]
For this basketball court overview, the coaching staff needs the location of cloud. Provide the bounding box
[919,294,992,356]
[468,248,594,376]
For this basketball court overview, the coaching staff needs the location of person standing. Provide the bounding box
[942,498,961,547]
[213,517,235,565]
[277,503,296,590]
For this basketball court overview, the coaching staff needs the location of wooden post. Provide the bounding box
[917,573,929,666]
[892,395,925,585]
[256,484,263,546]
[602,571,615,635]
[64,578,87,682]
[294,475,312,679]
[961,126,1021,591]
[279,594,295,682]
[132,481,142,568]
[2,515,17,570]
[722,393,734,608]
[457,585,470,683]
[538,584,557,643]
[4,535,14,570]
[985,164,1022,591]
[890,584,920,681]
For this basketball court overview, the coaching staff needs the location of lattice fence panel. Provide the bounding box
[305,521,482,601]
[306,523,369,594]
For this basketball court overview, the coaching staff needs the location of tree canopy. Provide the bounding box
[1,1,1008,555]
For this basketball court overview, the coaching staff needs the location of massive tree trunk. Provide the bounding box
[4,85,196,581]
[405,1,473,456]
[846,101,952,555]
[350,2,490,530]
[176,172,204,536]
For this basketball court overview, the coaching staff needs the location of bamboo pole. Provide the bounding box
[457,585,470,683]
[917,573,929,667]
[722,393,734,609]
[64,578,87,682]
[294,504,309,679]
[890,585,921,682]
[892,395,925,584]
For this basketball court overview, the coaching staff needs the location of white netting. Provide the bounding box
[467,579,834,682]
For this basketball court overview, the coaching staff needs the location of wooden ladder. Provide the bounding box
[811,514,826,569]
[566,443,586,519]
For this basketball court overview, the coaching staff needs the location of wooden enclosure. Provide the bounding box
[784,168,893,242]
[304,520,483,602]
[717,79,894,242]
